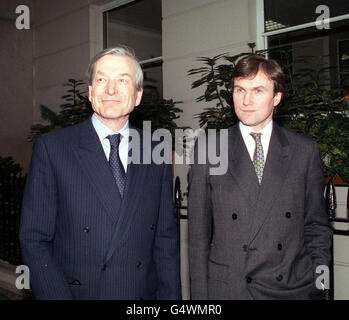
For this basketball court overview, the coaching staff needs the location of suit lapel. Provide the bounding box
[247,124,292,244]
[73,118,122,226]
[227,125,260,206]
[75,121,149,263]
[104,126,148,263]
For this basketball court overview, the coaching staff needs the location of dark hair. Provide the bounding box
[232,55,285,95]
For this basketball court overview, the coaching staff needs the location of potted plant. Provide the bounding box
[188,46,349,185]
[29,79,183,146]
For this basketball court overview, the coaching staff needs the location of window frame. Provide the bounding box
[98,0,163,67]
[260,0,349,50]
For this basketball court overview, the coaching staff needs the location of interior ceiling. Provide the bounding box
[107,0,161,32]
[265,0,349,26]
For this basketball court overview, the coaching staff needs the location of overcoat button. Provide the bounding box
[83,227,90,233]
[277,244,283,250]
[246,276,252,283]
[232,213,238,220]
[276,275,283,281]
[285,212,291,218]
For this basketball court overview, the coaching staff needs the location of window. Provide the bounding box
[263,0,349,92]
[264,0,349,33]
[101,0,163,100]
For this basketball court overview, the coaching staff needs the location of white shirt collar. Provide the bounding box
[91,114,129,172]
[239,120,273,142]
[91,114,129,142]
[239,120,273,162]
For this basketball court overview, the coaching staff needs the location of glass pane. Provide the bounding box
[268,20,349,89]
[339,39,349,98]
[103,0,163,101]
[141,61,163,103]
[264,0,349,32]
[104,0,162,61]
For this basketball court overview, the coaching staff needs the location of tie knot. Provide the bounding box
[107,134,122,149]
[250,132,262,143]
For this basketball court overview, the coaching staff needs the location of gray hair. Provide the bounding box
[87,45,143,91]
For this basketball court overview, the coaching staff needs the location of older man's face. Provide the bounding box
[88,54,143,130]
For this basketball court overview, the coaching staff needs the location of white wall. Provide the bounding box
[0,0,109,171]
[0,0,34,171]
[162,0,262,202]
[162,0,262,299]
[32,0,100,122]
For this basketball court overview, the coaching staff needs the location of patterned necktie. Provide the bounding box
[250,132,264,184]
[107,134,126,197]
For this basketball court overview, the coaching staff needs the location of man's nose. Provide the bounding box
[243,91,252,105]
[105,80,117,95]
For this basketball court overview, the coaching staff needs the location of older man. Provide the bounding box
[20,46,181,300]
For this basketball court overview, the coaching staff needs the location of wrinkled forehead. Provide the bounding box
[93,54,136,76]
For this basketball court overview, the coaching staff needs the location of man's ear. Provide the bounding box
[273,92,282,107]
[88,85,92,102]
[135,89,143,107]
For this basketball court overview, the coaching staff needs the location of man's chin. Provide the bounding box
[98,113,131,122]
[241,120,257,127]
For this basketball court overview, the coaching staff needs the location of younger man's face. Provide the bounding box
[233,70,282,131]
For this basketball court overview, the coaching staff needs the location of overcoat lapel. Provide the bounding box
[227,125,260,207]
[74,121,148,263]
[73,118,122,227]
[104,126,148,263]
[247,124,292,244]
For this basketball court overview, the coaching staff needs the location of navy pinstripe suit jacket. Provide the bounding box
[19,117,181,300]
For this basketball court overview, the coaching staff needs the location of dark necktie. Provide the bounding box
[107,134,126,197]
[250,132,264,184]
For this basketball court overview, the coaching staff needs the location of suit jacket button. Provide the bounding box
[150,224,155,230]
[242,244,248,252]
[102,264,107,271]
[246,276,252,283]
[285,212,291,218]
[83,227,90,233]
[276,275,283,282]
[277,244,283,250]
[137,261,143,268]
[232,213,238,220]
